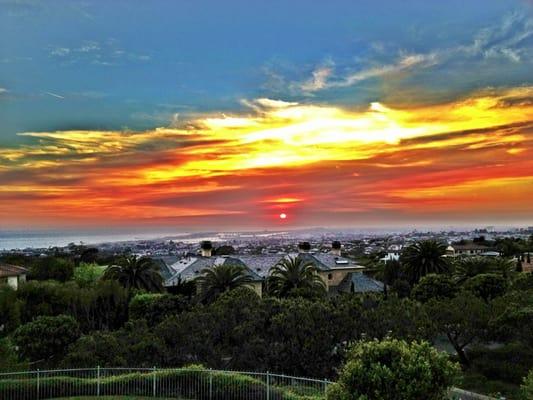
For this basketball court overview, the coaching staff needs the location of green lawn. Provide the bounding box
[56,397,178,400]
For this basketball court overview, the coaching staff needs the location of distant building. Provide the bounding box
[447,243,495,256]
[0,263,28,290]
[161,241,381,296]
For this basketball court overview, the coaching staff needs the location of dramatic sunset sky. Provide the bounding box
[1,0,533,230]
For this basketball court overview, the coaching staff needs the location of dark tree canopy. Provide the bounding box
[266,256,326,298]
[103,255,163,292]
[400,240,449,284]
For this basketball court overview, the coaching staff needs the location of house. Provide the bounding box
[447,243,495,256]
[0,263,28,290]
[162,241,382,296]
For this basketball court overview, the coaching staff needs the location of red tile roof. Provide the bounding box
[0,263,28,278]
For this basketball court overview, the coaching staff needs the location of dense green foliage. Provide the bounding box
[73,262,104,288]
[103,255,163,292]
[28,256,75,282]
[326,339,458,400]
[196,263,254,302]
[411,274,457,302]
[13,315,80,362]
[453,256,515,283]
[463,273,507,302]
[1,239,532,399]
[0,338,26,372]
[522,370,533,400]
[400,240,449,284]
[266,256,326,298]
[129,293,190,326]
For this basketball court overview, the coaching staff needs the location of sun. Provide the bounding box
[279,213,287,219]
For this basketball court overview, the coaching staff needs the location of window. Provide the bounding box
[328,273,333,280]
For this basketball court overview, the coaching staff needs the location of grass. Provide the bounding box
[56,398,175,400]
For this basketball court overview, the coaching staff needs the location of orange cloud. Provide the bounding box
[1,87,532,228]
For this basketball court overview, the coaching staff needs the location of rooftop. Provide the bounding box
[0,263,28,278]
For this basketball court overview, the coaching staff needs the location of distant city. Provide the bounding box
[3,226,532,254]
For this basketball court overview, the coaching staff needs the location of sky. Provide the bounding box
[1,0,533,231]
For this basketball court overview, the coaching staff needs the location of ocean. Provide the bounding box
[0,230,189,250]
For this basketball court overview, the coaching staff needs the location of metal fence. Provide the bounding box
[0,367,330,400]
[0,367,501,400]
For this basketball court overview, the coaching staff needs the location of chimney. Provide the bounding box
[298,241,311,253]
[200,240,212,257]
[331,241,342,256]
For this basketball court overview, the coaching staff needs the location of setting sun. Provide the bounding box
[279,213,287,220]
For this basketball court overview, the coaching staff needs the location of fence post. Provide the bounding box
[36,369,40,400]
[152,366,157,397]
[97,366,100,397]
[209,368,213,400]
[324,379,328,395]
[266,371,270,400]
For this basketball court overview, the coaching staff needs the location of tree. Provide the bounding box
[213,245,235,255]
[495,237,524,257]
[29,256,74,282]
[62,332,126,368]
[522,369,533,400]
[73,262,103,288]
[424,293,490,366]
[453,256,488,283]
[266,256,326,297]
[102,255,163,292]
[195,263,253,303]
[452,256,511,284]
[0,338,26,372]
[400,240,449,284]
[326,338,458,400]
[13,315,80,362]
[489,257,516,280]
[129,293,190,326]
[166,275,196,299]
[267,298,340,377]
[0,285,21,335]
[412,274,457,303]
[463,273,507,302]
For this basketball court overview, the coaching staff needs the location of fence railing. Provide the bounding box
[0,367,330,400]
[0,367,501,400]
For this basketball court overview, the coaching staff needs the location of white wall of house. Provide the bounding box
[7,276,19,290]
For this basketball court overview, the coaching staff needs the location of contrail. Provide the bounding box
[45,91,65,99]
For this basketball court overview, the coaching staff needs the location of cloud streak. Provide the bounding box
[0,86,532,228]
[292,12,533,94]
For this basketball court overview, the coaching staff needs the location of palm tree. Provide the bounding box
[103,255,163,292]
[266,256,326,297]
[453,256,515,283]
[195,263,253,303]
[453,256,491,283]
[400,240,449,284]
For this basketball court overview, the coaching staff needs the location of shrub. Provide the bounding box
[28,256,74,282]
[326,338,458,400]
[129,293,190,326]
[522,369,533,400]
[13,315,80,362]
[0,285,21,335]
[62,332,127,368]
[0,338,26,372]
[73,262,104,287]
[412,274,457,302]
[463,273,507,302]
